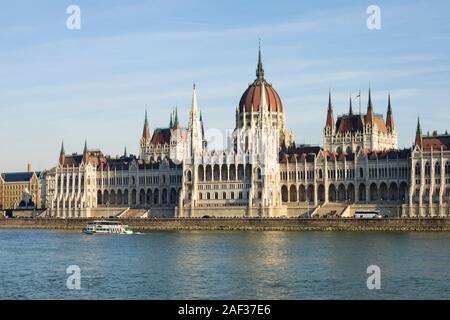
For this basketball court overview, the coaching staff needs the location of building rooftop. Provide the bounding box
[1,172,40,183]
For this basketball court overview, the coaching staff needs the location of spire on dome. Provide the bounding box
[142,110,151,140]
[325,91,335,128]
[256,41,264,80]
[386,93,395,131]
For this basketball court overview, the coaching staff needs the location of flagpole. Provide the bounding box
[358,90,361,114]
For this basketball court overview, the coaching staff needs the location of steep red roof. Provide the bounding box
[421,135,450,151]
[335,114,387,134]
[150,128,172,146]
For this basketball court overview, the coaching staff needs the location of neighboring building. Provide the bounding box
[0,165,41,210]
[42,48,450,218]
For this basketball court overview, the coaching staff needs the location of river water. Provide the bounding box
[0,229,449,299]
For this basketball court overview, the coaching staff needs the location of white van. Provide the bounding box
[354,211,383,219]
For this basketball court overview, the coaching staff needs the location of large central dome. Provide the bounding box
[238,49,284,114]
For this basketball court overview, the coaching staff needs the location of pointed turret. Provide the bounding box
[174,107,179,128]
[386,93,395,131]
[415,117,423,147]
[188,83,203,156]
[192,83,199,114]
[82,139,88,163]
[124,146,127,157]
[169,113,173,128]
[366,88,374,125]
[142,110,151,140]
[59,141,65,165]
[325,91,335,128]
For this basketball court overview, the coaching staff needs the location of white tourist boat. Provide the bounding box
[82,220,134,235]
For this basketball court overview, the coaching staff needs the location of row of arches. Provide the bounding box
[97,188,181,206]
[415,161,450,176]
[281,182,408,203]
[198,164,254,182]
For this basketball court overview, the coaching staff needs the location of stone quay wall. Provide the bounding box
[1,217,450,231]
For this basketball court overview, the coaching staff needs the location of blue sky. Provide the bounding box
[1,0,450,172]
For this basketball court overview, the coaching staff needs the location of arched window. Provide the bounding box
[435,162,441,175]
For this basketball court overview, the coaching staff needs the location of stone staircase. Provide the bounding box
[117,208,149,219]
[311,203,350,218]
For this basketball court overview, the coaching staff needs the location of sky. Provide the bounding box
[1,0,450,172]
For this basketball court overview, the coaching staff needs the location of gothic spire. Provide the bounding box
[124,146,127,157]
[326,91,335,128]
[349,95,353,115]
[416,117,422,135]
[59,141,65,165]
[188,83,203,155]
[387,93,392,113]
[174,107,179,128]
[415,117,423,147]
[82,139,88,163]
[142,110,151,140]
[386,93,395,131]
[192,83,199,114]
[60,140,65,155]
[366,88,374,125]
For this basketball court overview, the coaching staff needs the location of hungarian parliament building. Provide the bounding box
[42,49,450,218]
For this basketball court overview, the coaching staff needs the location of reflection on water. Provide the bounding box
[0,230,449,299]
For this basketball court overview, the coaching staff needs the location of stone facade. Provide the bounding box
[41,49,450,218]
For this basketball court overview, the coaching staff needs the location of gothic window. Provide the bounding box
[435,162,441,175]
[425,162,431,176]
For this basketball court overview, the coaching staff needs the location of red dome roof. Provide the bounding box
[239,80,283,113]
[238,48,284,114]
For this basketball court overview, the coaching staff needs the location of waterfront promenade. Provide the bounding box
[1,217,450,231]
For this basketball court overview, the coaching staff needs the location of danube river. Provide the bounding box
[1,230,449,299]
